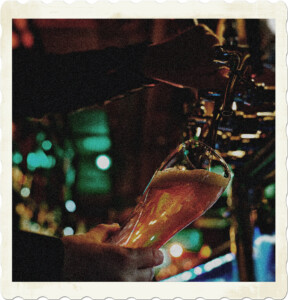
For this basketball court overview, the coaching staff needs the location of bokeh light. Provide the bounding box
[21,30,34,48]
[14,19,28,31]
[27,151,56,170]
[42,140,52,151]
[20,187,30,198]
[199,245,212,259]
[65,200,76,213]
[169,243,184,258]
[181,271,193,281]
[264,183,275,199]
[13,152,23,164]
[194,266,203,275]
[63,227,74,236]
[95,154,112,171]
[80,136,111,152]
[12,32,20,49]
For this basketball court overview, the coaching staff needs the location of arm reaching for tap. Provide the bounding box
[13,24,228,118]
[143,24,230,90]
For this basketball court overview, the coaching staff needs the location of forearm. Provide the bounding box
[13,230,64,281]
[13,44,155,118]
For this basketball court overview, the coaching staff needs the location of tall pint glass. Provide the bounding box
[111,139,231,249]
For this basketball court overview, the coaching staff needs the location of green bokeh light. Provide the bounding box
[66,167,76,186]
[77,136,111,153]
[69,109,110,135]
[77,172,111,194]
[68,109,112,194]
[264,183,275,199]
[13,152,23,164]
[27,153,40,168]
[27,150,56,170]
[42,140,52,151]
[211,164,234,198]
[169,229,203,252]
[36,132,46,142]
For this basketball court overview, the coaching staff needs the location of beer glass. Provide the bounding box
[111,139,231,249]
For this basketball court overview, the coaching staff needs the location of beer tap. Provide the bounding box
[205,46,256,148]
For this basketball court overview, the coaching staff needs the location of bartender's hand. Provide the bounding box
[143,24,229,90]
[61,223,163,281]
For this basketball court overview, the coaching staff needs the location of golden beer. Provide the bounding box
[112,168,229,249]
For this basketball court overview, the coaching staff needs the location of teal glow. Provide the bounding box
[170,229,203,252]
[36,132,46,142]
[211,164,234,197]
[69,109,110,135]
[27,153,40,168]
[78,136,111,152]
[65,147,75,159]
[95,154,112,170]
[47,155,56,168]
[187,229,203,251]
[42,140,52,151]
[27,151,56,169]
[77,171,111,194]
[163,253,236,282]
[264,183,275,199]
[66,168,76,186]
[210,165,225,176]
[13,152,23,164]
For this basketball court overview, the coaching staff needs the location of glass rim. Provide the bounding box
[159,139,231,181]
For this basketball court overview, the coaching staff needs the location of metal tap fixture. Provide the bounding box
[205,46,258,148]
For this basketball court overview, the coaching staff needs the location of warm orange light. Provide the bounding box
[199,245,212,259]
[183,260,194,270]
[236,19,247,46]
[15,203,25,215]
[231,242,237,254]
[12,32,20,49]
[14,19,28,31]
[230,136,241,141]
[21,31,34,48]
[168,264,178,276]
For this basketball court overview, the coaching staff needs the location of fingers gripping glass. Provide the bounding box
[110,139,231,249]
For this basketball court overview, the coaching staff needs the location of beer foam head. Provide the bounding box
[151,168,230,188]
